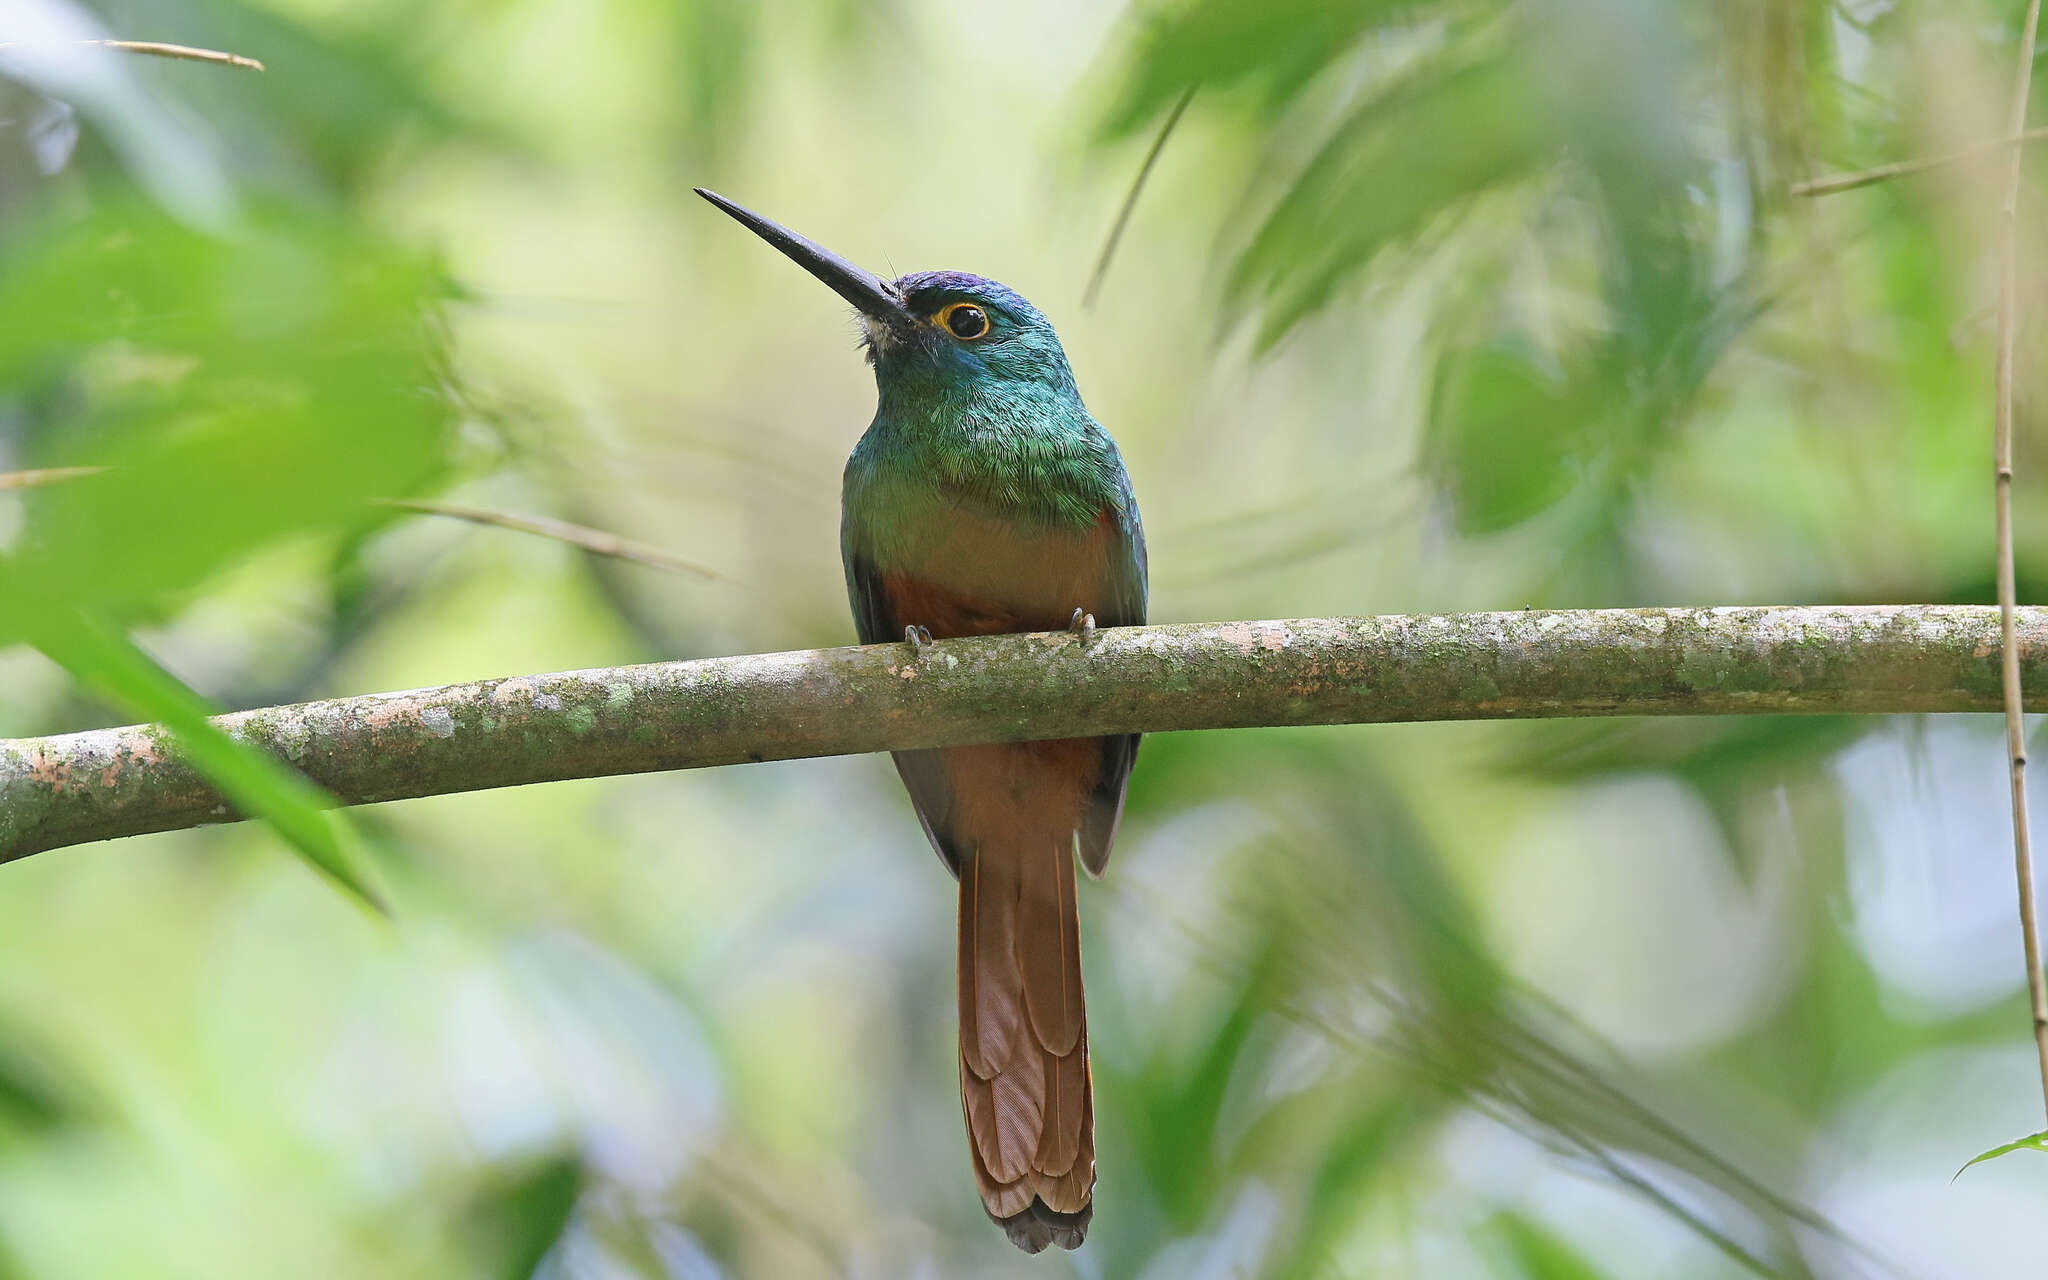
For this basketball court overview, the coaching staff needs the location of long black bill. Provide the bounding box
[695,188,910,326]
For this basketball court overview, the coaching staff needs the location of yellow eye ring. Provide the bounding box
[936,302,991,341]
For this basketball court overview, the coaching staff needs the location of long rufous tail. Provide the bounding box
[957,828,1094,1252]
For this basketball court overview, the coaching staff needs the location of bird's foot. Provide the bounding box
[902,624,935,657]
[1067,608,1097,644]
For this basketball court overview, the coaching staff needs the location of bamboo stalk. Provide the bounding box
[1990,0,2048,1122]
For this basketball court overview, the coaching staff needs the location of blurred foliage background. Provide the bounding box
[4,0,2048,1275]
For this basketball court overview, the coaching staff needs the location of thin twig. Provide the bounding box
[1792,125,2048,196]
[0,467,107,492]
[1991,0,2048,1123]
[0,478,715,579]
[0,40,265,72]
[1083,87,1195,307]
[374,498,721,581]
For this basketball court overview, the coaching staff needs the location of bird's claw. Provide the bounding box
[903,624,935,655]
[1067,608,1097,643]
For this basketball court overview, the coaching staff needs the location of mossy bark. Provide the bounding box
[2,606,2040,860]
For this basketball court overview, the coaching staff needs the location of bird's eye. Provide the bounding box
[938,302,990,340]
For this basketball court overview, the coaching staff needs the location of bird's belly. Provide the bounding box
[879,504,1116,637]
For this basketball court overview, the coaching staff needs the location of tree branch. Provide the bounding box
[2,605,2040,862]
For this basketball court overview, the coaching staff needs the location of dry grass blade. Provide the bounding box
[0,467,108,491]
[0,40,265,72]
[374,498,721,580]
[1991,0,2048,1121]
[1083,87,1195,308]
[1793,125,2048,196]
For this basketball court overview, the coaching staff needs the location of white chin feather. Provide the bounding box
[858,314,899,355]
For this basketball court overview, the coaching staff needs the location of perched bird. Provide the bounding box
[698,189,1146,1253]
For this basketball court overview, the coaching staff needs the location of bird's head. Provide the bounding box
[696,189,1076,397]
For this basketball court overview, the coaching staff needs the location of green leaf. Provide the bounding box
[457,1155,582,1280]
[1130,939,1279,1226]
[3,566,385,913]
[1226,44,1555,347]
[1097,0,1428,139]
[80,0,517,194]
[0,198,453,638]
[1955,1130,2048,1180]
[1482,1211,1615,1280]
[1426,341,1601,534]
[0,1024,93,1141]
[1258,1088,1431,1279]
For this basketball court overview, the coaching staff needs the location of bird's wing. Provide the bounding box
[845,543,898,649]
[843,498,1146,879]
[1078,501,1146,877]
[845,539,968,874]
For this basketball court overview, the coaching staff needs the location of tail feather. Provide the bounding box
[958,835,1096,1251]
[1019,833,1084,1056]
[1034,1039,1087,1174]
[999,1197,1092,1255]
